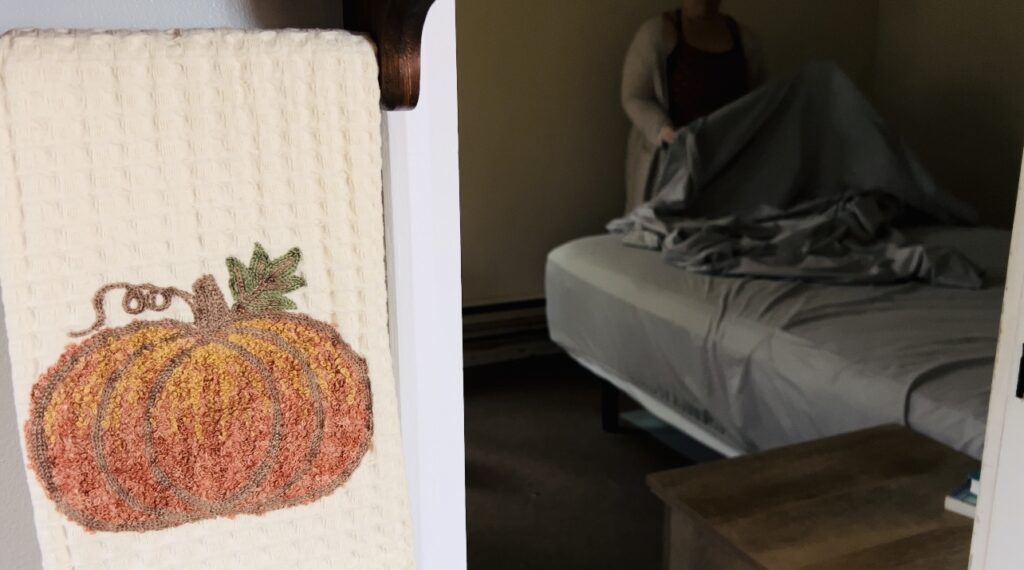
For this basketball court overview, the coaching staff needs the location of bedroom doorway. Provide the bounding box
[457,0,1023,569]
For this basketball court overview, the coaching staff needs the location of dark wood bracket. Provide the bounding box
[342,0,437,110]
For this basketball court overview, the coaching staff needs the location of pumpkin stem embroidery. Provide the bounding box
[27,243,372,533]
[190,274,233,330]
[70,243,305,337]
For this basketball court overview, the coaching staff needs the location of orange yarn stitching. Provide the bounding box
[24,244,373,533]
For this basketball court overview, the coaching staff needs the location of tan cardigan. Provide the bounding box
[622,15,764,212]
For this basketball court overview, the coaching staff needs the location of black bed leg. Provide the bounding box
[602,382,622,433]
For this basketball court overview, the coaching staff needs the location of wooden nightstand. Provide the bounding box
[647,426,979,569]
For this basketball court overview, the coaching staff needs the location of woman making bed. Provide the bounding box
[617,0,979,288]
[546,0,1003,463]
[622,0,764,212]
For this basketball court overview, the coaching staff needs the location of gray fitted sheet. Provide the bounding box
[545,228,1010,458]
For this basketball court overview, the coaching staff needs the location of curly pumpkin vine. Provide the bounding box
[25,244,373,532]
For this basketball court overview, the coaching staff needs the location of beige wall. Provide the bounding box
[728,0,879,92]
[874,1,1024,227]
[458,0,672,306]
[458,1,1023,306]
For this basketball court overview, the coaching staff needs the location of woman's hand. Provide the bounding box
[659,126,678,146]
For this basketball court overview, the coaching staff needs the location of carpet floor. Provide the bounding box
[465,354,692,570]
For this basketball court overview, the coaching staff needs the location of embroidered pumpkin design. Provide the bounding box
[24,244,373,532]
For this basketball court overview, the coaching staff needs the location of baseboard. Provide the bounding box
[463,298,546,316]
[463,299,560,367]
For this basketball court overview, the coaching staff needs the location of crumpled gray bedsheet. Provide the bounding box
[546,228,1008,458]
[610,62,983,288]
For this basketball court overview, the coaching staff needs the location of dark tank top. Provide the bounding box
[666,11,749,128]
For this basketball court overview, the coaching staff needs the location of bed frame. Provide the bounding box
[564,349,745,458]
[342,0,436,110]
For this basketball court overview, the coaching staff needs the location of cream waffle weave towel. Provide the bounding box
[0,29,414,569]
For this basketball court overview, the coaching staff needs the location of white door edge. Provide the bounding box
[970,149,1024,570]
[382,1,468,569]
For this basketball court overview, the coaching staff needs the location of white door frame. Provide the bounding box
[383,1,467,568]
[971,150,1024,570]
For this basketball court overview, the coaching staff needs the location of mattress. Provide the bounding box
[545,228,1010,458]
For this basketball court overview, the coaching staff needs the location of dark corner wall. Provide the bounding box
[873,1,1024,228]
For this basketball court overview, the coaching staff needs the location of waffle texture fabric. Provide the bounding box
[0,29,414,569]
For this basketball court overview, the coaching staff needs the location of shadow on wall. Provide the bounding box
[247,0,344,29]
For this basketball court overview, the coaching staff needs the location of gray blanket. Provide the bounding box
[610,62,983,288]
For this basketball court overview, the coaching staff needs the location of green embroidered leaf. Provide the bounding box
[268,248,301,279]
[247,292,298,313]
[226,257,249,300]
[263,274,306,293]
[226,243,306,313]
[250,243,271,277]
